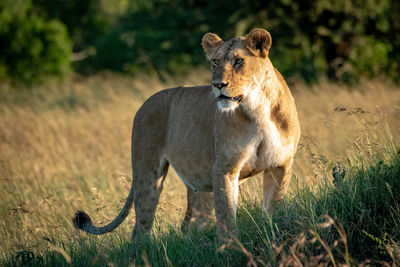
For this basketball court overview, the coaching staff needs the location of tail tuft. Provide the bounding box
[73,211,92,230]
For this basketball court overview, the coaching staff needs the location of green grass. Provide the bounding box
[4,127,400,266]
[1,73,400,266]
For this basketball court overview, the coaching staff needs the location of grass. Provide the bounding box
[1,70,400,265]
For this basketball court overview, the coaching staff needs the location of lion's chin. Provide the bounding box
[217,99,239,112]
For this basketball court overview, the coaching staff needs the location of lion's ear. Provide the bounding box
[245,28,272,58]
[202,33,223,59]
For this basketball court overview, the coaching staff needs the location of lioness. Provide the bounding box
[73,28,300,239]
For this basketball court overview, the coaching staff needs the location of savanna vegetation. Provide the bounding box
[1,72,399,265]
[1,0,400,266]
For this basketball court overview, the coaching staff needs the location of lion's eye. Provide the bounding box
[234,58,244,67]
[211,59,219,67]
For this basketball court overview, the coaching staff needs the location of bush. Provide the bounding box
[33,0,111,52]
[0,0,72,83]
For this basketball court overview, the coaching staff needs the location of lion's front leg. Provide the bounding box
[212,166,240,238]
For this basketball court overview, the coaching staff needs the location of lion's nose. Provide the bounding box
[213,82,229,90]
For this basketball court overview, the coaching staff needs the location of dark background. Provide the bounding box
[1,0,399,84]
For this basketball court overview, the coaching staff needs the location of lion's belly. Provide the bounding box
[167,135,215,192]
[172,164,214,192]
[166,114,215,191]
[166,131,216,191]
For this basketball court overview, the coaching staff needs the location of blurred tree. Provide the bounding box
[88,0,245,76]
[1,0,399,83]
[87,0,399,83]
[0,0,71,83]
[33,0,111,52]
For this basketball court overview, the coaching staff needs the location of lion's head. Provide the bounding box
[202,28,274,112]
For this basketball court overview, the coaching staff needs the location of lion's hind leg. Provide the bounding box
[132,158,169,242]
[181,186,214,232]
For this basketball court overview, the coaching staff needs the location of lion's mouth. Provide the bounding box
[217,94,243,102]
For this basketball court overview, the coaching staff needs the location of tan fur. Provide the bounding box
[73,28,300,240]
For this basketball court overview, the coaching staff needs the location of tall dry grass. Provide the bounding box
[0,71,399,260]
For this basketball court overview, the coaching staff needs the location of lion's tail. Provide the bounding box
[73,183,134,235]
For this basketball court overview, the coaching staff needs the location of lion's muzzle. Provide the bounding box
[217,94,243,102]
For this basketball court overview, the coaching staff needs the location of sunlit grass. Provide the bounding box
[0,71,399,265]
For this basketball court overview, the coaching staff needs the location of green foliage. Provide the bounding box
[33,0,111,51]
[87,0,399,82]
[1,0,399,83]
[0,0,72,83]
[87,1,211,75]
